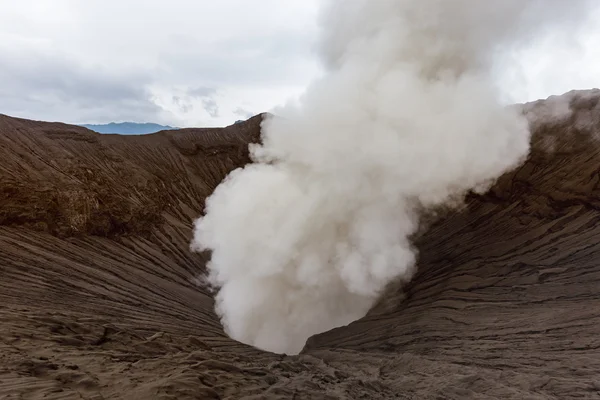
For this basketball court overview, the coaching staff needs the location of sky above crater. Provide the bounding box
[0,0,599,128]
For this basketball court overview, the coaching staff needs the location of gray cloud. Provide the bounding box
[233,107,254,118]
[157,30,318,88]
[172,96,193,113]
[0,1,321,126]
[1,0,596,127]
[202,98,220,118]
[185,86,220,118]
[188,87,217,98]
[0,48,172,124]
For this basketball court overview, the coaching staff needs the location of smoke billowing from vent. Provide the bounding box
[191,0,592,354]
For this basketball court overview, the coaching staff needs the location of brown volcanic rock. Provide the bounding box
[1,89,600,399]
[0,114,261,237]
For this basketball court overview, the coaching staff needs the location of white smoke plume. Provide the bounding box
[191,0,593,354]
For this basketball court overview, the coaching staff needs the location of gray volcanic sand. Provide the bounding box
[1,89,600,399]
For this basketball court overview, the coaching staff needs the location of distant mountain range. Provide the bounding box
[80,122,177,135]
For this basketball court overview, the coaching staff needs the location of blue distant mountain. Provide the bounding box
[80,122,178,135]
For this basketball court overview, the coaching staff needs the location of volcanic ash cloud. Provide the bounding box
[191,0,593,354]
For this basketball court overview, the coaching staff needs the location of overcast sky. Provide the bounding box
[0,0,598,128]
